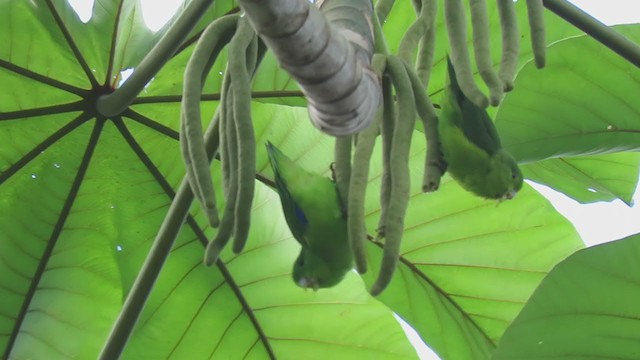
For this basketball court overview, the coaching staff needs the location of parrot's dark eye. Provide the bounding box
[512,173,517,179]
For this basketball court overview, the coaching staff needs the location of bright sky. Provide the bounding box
[65,1,640,359]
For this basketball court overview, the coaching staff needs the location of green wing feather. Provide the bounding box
[440,57,524,200]
[266,142,309,246]
[446,57,502,155]
[266,142,353,289]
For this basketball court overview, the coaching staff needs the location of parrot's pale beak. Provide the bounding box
[298,277,319,291]
[496,190,517,206]
[503,190,517,200]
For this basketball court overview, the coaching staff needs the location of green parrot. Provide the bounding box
[438,57,523,200]
[265,142,353,290]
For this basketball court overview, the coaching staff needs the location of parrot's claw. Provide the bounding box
[329,162,337,182]
[374,228,385,244]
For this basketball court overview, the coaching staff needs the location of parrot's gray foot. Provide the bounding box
[329,162,337,182]
[374,227,385,244]
[329,162,348,218]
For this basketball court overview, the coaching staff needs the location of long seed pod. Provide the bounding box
[526,0,546,68]
[371,55,416,296]
[229,19,258,254]
[180,116,199,202]
[444,0,489,108]
[204,80,238,266]
[469,0,504,106]
[219,78,232,199]
[348,121,379,274]
[401,60,445,192]
[411,0,422,12]
[415,0,437,85]
[376,74,395,239]
[245,30,260,76]
[398,18,428,65]
[334,136,353,209]
[181,14,239,227]
[237,0,380,136]
[497,0,520,91]
[398,0,436,70]
[216,38,261,201]
[348,54,386,274]
[180,108,215,224]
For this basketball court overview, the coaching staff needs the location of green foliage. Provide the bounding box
[496,25,640,205]
[0,1,639,360]
[494,233,640,359]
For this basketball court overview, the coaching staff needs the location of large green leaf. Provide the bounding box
[359,134,583,360]
[496,25,640,203]
[1,1,638,360]
[1,1,88,89]
[498,26,640,161]
[494,233,640,360]
[249,102,583,360]
[0,1,416,358]
[382,1,640,205]
[119,182,417,360]
[522,153,640,205]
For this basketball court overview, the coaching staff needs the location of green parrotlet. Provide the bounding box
[266,142,353,290]
[438,57,523,200]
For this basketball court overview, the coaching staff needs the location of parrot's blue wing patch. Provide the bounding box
[294,205,308,227]
[266,141,310,246]
[273,170,309,244]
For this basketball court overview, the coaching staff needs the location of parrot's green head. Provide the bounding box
[292,250,348,290]
[493,151,524,200]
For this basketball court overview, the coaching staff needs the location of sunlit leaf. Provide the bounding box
[523,152,640,205]
[497,25,640,163]
[1,1,638,360]
[0,1,415,358]
[251,103,583,360]
[494,233,640,360]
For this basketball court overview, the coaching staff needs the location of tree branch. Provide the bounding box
[543,0,640,68]
[96,0,214,117]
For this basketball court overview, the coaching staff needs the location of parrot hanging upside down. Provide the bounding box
[438,57,523,200]
[265,142,353,290]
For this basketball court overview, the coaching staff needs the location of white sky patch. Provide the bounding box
[140,0,186,31]
[529,179,640,246]
[116,68,155,90]
[67,0,93,23]
[117,68,134,88]
[395,314,442,360]
[568,0,640,25]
